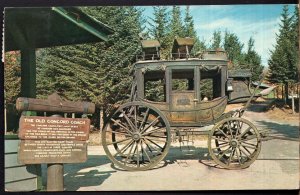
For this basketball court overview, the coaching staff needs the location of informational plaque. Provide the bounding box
[18,116,90,164]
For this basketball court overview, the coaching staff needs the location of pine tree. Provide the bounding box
[170,6,184,38]
[223,31,244,69]
[268,5,298,103]
[183,6,206,55]
[244,37,263,81]
[210,30,222,49]
[4,51,21,103]
[148,6,171,59]
[290,5,299,81]
[183,6,196,38]
[36,6,143,109]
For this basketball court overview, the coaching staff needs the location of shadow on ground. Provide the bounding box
[164,145,228,169]
[61,155,115,191]
[256,120,299,139]
[246,99,275,112]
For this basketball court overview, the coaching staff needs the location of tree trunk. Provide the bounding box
[281,84,284,101]
[284,82,289,105]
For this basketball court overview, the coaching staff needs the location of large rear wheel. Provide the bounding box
[102,101,171,171]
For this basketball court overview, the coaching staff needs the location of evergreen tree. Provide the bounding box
[223,31,244,69]
[291,5,299,80]
[183,6,206,55]
[36,6,143,109]
[170,6,184,38]
[148,6,171,59]
[210,30,222,49]
[268,5,298,103]
[4,51,21,103]
[244,37,263,81]
[183,6,196,38]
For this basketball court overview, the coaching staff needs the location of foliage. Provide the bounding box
[183,6,196,38]
[243,37,263,81]
[148,6,171,59]
[144,80,165,102]
[183,6,207,55]
[210,30,222,49]
[268,5,298,84]
[170,6,185,39]
[4,51,21,103]
[223,30,245,68]
[36,6,143,109]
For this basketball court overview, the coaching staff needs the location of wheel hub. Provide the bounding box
[132,132,141,141]
[230,139,239,148]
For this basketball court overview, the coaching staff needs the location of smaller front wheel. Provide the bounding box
[208,117,261,169]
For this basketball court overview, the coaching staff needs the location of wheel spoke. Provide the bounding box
[216,128,229,139]
[108,130,130,136]
[239,145,252,160]
[113,140,134,157]
[235,121,241,137]
[217,147,231,159]
[111,118,133,134]
[241,135,258,141]
[238,126,252,139]
[227,148,234,165]
[107,137,132,145]
[212,136,230,143]
[137,140,140,167]
[212,144,230,150]
[143,139,153,153]
[142,127,164,136]
[236,147,242,165]
[143,139,162,155]
[240,142,257,150]
[217,142,230,146]
[139,108,149,131]
[124,142,135,165]
[241,141,257,147]
[141,141,152,163]
[141,116,161,134]
[227,121,233,138]
[134,106,138,128]
[143,138,163,153]
[122,110,137,132]
[240,144,251,154]
[144,134,167,139]
[143,136,166,143]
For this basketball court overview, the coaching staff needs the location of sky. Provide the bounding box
[140,5,297,67]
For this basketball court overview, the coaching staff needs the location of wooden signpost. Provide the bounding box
[16,93,95,191]
[18,116,90,164]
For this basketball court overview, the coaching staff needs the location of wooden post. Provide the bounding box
[47,164,64,191]
[4,100,7,134]
[21,48,36,98]
[292,90,295,114]
[100,109,104,130]
[46,114,64,191]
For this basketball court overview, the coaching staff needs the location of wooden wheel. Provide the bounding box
[102,101,171,171]
[208,117,261,169]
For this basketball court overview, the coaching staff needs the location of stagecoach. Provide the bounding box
[101,38,263,171]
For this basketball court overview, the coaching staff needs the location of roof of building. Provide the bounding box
[4,7,114,51]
